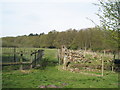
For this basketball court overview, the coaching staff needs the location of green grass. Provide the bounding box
[43,48,58,61]
[2,48,119,88]
[2,66,119,88]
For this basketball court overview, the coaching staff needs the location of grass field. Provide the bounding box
[2,66,119,88]
[2,48,120,88]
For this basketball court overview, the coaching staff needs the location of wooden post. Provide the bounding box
[112,53,116,72]
[63,54,68,70]
[20,51,23,70]
[30,51,33,69]
[104,50,105,56]
[84,51,86,57]
[84,47,86,57]
[61,46,64,64]
[13,47,16,62]
[34,50,37,67]
[101,55,104,76]
[58,49,61,65]
[39,50,43,63]
[112,63,114,72]
[37,50,40,65]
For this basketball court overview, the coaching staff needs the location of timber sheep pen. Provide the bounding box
[58,45,120,76]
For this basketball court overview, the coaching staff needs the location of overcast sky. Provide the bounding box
[0,0,100,37]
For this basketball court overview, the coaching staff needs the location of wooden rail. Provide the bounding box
[2,49,44,70]
[1,62,31,66]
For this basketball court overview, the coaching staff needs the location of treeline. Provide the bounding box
[2,27,118,51]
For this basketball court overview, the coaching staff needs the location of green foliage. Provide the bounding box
[95,0,119,30]
[95,0,120,49]
[2,27,118,51]
[70,44,78,50]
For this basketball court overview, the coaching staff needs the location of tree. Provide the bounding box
[46,30,58,48]
[39,33,44,36]
[29,33,34,36]
[96,0,119,30]
[95,0,120,50]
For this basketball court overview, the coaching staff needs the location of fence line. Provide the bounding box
[58,45,120,76]
[1,48,44,70]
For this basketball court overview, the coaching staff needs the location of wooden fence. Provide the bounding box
[1,48,44,70]
[58,45,120,76]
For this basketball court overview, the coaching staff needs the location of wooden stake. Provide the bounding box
[34,50,37,67]
[112,53,116,72]
[20,51,23,70]
[30,51,33,69]
[104,50,105,56]
[13,47,16,62]
[101,55,104,76]
[58,49,60,65]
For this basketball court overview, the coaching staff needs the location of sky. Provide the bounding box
[0,0,100,37]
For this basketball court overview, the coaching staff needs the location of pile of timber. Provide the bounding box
[63,49,113,64]
[65,50,92,63]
